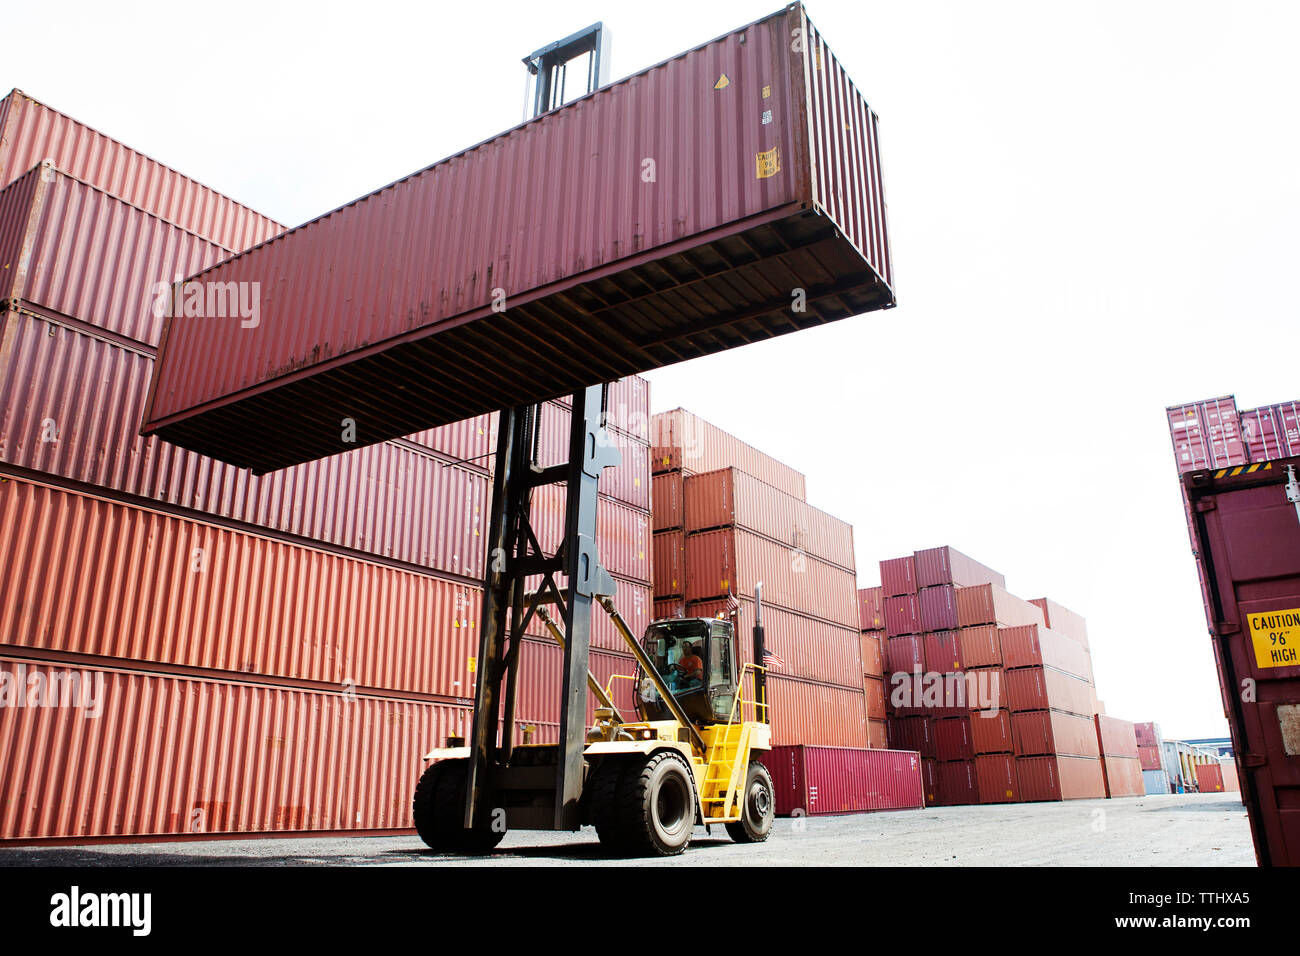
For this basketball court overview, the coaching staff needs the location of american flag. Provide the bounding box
[762,649,785,669]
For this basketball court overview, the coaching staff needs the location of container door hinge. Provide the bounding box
[1285,465,1300,527]
[1240,752,1267,768]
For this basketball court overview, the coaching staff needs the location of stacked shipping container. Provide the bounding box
[650,411,870,748]
[0,91,653,841]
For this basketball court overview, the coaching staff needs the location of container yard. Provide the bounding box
[0,2,1294,939]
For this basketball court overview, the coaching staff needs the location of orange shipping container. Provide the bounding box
[0,657,469,841]
[957,625,1002,668]
[860,631,884,678]
[1017,754,1106,801]
[956,584,1047,629]
[767,675,869,749]
[650,409,807,500]
[864,676,886,720]
[1094,715,1140,759]
[858,586,885,631]
[652,471,685,532]
[1028,597,1090,648]
[653,531,686,598]
[1102,755,1145,797]
[999,623,1092,680]
[1012,710,1101,758]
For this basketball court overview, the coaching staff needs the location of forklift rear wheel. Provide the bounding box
[412,758,505,854]
[607,751,695,857]
[725,760,775,843]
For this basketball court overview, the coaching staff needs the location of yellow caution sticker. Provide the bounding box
[756,147,780,179]
[1246,608,1300,668]
[467,656,476,673]
[762,84,771,99]
[714,74,730,90]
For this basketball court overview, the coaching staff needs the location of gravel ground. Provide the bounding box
[0,792,1253,867]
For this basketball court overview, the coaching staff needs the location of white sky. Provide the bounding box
[8,0,1297,739]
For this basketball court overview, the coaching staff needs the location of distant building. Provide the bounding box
[1184,737,1233,757]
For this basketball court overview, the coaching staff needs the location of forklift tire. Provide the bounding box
[725,760,775,844]
[589,757,634,852]
[412,758,505,854]
[609,751,695,857]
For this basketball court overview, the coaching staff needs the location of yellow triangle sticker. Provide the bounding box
[714,74,730,90]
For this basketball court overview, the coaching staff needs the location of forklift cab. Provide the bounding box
[637,617,738,725]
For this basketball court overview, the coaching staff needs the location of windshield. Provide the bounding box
[643,621,710,696]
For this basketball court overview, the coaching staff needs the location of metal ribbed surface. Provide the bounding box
[652,531,685,598]
[402,414,495,472]
[520,572,651,654]
[683,467,854,571]
[0,89,283,252]
[1003,667,1094,716]
[955,584,1046,629]
[1011,710,1100,758]
[1016,755,1105,801]
[651,409,806,500]
[1103,755,1144,797]
[800,11,893,290]
[143,6,894,474]
[857,586,884,631]
[0,165,233,346]
[1166,396,1246,475]
[0,89,282,252]
[760,745,922,816]
[912,546,1005,590]
[683,526,858,626]
[970,709,1013,754]
[533,401,651,512]
[1027,597,1089,647]
[1094,714,1139,758]
[1240,401,1300,462]
[512,640,638,727]
[0,474,479,699]
[0,310,488,579]
[0,657,470,840]
[651,472,684,532]
[529,487,649,581]
[918,586,959,632]
[878,555,916,596]
[999,624,1091,678]
[957,624,1001,668]
[766,674,868,748]
[860,630,882,678]
[688,596,863,688]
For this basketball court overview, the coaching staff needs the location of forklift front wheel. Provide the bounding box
[725,760,775,843]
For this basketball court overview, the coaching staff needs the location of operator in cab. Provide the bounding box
[677,643,704,687]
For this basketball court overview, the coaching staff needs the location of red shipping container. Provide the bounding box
[530,487,649,582]
[0,475,482,700]
[1004,666,1094,716]
[510,640,639,728]
[0,164,233,346]
[683,467,853,570]
[766,675,869,749]
[760,746,923,816]
[651,446,692,475]
[858,586,885,632]
[1101,755,1144,798]
[652,471,684,531]
[653,597,685,620]
[0,657,468,840]
[652,409,807,501]
[956,584,1046,629]
[1137,745,1163,770]
[883,593,922,636]
[885,635,924,677]
[934,717,974,762]
[683,526,858,626]
[403,414,495,473]
[0,89,282,252]
[1012,710,1101,758]
[1027,598,1090,648]
[887,716,935,759]
[1094,715,1139,758]
[144,8,896,477]
[922,759,939,806]
[1182,457,1300,864]
[0,312,491,579]
[1220,759,1242,793]
[1000,624,1091,679]
[958,625,1001,668]
[923,630,963,674]
[913,546,1006,591]
[864,676,886,720]
[524,571,651,654]
[860,631,884,678]
[1134,721,1163,747]
[533,400,651,511]
[975,755,1019,804]
[1017,755,1106,802]
[652,531,685,598]
[970,709,1015,754]
[879,555,917,597]
[937,760,978,806]
[867,719,887,750]
[1167,396,1246,475]
[553,375,651,443]
[965,667,1005,714]
[918,585,960,632]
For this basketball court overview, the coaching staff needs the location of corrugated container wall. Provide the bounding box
[760,746,923,816]
[142,5,895,475]
[652,409,807,501]
[0,89,283,251]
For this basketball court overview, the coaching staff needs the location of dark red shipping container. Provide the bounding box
[1134,721,1162,747]
[956,584,1046,629]
[652,531,686,598]
[918,585,960,632]
[1138,745,1163,771]
[1012,710,1101,758]
[913,546,1006,591]
[923,630,963,674]
[921,759,939,806]
[885,635,924,677]
[1102,755,1144,798]
[1016,755,1106,802]
[883,593,922,636]
[760,746,923,816]
[934,717,974,762]
[0,89,282,252]
[958,625,1001,668]
[887,716,935,759]
[858,586,885,632]
[143,7,895,475]
[1240,402,1300,463]
[652,471,684,532]
[1183,456,1300,865]
[879,556,917,597]
[1094,715,1139,758]
[975,755,1019,804]
[532,400,651,512]
[1167,396,1247,475]
[937,760,978,806]
[970,709,1015,754]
